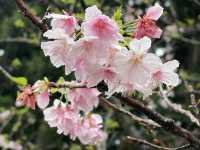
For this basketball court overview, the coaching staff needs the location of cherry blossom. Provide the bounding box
[43,100,80,137]
[46,13,78,35]
[134,3,163,39]
[17,4,182,146]
[77,114,107,145]
[68,88,100,112]
[68,36,103,66]
[36,91,50,109]
[113,37,161,95]
[82,5,122,43]
[41,29,75,74]
[152,60,179,87]
[17,86,36,110]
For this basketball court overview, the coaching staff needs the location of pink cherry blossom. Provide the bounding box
[17,86,36,110]
[113,37,161,95]
[82,5,122,43]
[36,91,50,109]
[152,60,179,87]
[41,29,74,73]
[43,100,80,137]
[77,114,107,145]
[68,36,104,66]
[134,3,163,39]
[73,58,119,90]
[68,88,100,112]
[68,36,120,88]
[46,13,78,35]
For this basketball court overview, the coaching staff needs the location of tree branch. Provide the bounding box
[15,0,48,32]
[0,38,39,45]
[48,81,85,89]
[99,96,161,130]
[160,85,200,127]
[118,96,200,149]
[125,136,191,150]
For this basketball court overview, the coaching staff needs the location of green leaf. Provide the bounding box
[105,119,119,130]
[69,144,82,150]
[56,76,65,84]
[112,7,124,34]
[11,58,22,69]
[11,76,28,86]
[14,19,25,28]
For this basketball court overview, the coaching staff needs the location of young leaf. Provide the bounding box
[112,7,124,34]
[11,76,28,86]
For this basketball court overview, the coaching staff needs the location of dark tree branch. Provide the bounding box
[125,136,191,150]
[15,0,48,32]
[118,96,200,149]
[99,96,160,130]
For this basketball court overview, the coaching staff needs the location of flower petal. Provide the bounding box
[129,36,151,54]
[85,5,102,20]
[36,92,50,109]
[146,3,164,21]
[162,60,179,71]
[162,72,179,86]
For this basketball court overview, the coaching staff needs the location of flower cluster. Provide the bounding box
[44,99,106,145]
[17,80,106,144]
[41,4,179,96]
[17,3,180,145]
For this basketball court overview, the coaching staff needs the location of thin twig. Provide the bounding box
[0,65,13,81]
[160,85,200,127]
[15,0,48,32]
[100,96,161,129]
[48,81,85,89]
[0,38,39,45]
[126,136,191,150]
[189,0,200,7]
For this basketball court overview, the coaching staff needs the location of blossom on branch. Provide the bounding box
[17,86,36,110]
[46,12,78,35]
[152,60,180,87]
[77,114,107,145]
[134,3,163,39]
[82,5,122,43]
[68,88,100,112]
[17,3,182,146]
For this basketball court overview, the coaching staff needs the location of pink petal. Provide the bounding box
[146,3,164,21]
[41,41,67,68]
[143,53,162,72]
[162,72,179,86]
[129,36,151,54]
[152,27,163,38]
[162,60,179,71]
[85,5,102,20]
[36,92,50,109]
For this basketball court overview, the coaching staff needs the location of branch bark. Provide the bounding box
[15,0,48,32]
[118,96,200,149]
[125,136,191,150]
[99,96,160,130]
